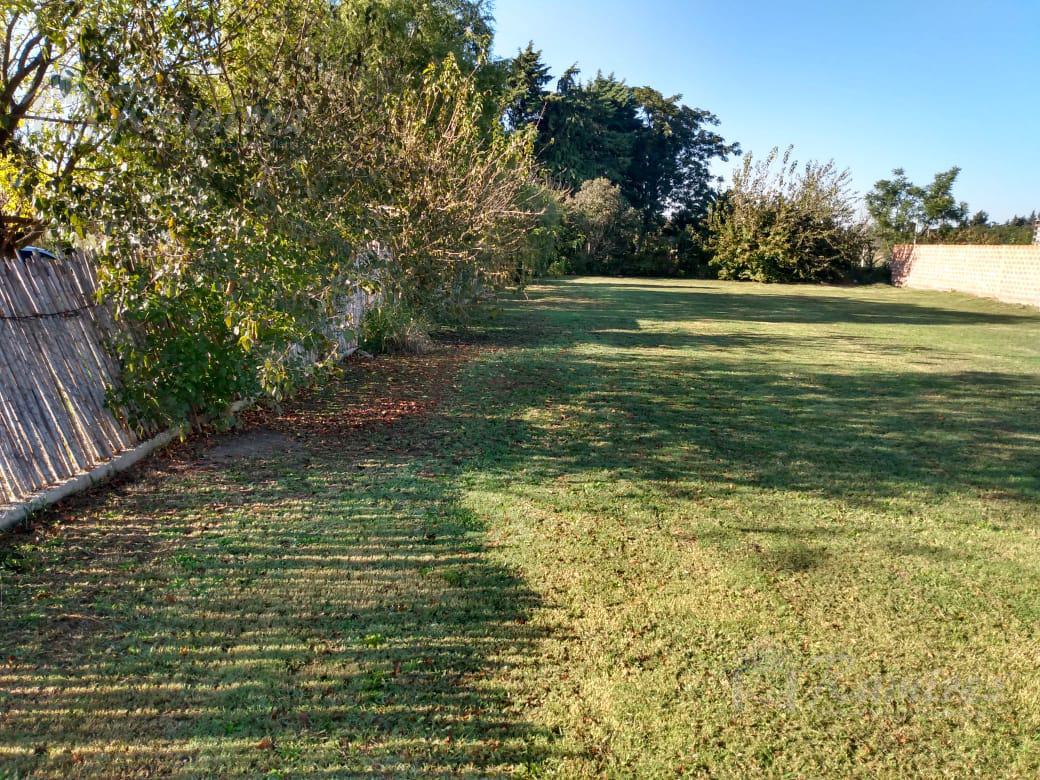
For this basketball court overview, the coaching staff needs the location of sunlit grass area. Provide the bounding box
[3,278,1040,777]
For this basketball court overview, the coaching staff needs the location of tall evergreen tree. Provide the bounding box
[503,42,552,131]
[533,70,737,230]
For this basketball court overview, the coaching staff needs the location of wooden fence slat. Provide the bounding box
[0,268,70,487]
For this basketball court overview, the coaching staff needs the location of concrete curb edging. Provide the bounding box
[0,399,252,533]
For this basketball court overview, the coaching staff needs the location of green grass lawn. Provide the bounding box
[2,277,1040,777]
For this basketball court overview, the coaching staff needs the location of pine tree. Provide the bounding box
[503,43,552,131]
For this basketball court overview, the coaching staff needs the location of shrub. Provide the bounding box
[708,148,869,283]
[360,301,432,355]
[515,183,567,281]
[3,1,540,428]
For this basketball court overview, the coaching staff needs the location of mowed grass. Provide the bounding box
[2,277,1040,777]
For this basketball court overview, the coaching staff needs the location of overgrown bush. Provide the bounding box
[360,300,432,355]
[515,183,567,281]
[378,55,540,319]
[708,148,869,282]
[3,0,541,428]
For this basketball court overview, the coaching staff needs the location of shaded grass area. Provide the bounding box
[3,277,1040,777]
[0,351,553,777]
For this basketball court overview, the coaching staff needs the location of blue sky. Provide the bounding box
[491,0,1039,220]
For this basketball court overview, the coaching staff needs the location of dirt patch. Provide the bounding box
[203,428,299,462]
[244,342,483,455]
[2,338,483,546]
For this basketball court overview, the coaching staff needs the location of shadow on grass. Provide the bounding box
[508,353,1040,502]
[472,281,1040,507]
[2,278,1039,775]
[447,280,1040,591]
[531,279,1040,326]
[0,356,553,777]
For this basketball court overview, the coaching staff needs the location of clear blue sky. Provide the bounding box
[491,0,1039,221]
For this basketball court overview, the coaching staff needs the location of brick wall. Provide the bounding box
[890,244,1040,309]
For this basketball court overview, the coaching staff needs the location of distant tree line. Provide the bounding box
[502,44,1035,284]
[501,43,739,278]
[866,167,1036,249]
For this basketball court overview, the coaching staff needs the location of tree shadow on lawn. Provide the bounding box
[0,354,556,777]
[459,282,1040,584]
[517,351,1040,503]
[530,279,1040,327]
[485,281,1040,508]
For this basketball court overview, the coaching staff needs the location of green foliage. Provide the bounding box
[0,1,116,251]
[105,271,258,431]
[533,71,737,231]
[376,54,540,319]
[864,169,924,249]
[360,300,432,354]
[6,0,538,428]
[920,167,969,229]
[502,42,552,131]
[501,48,738,275]
[866,166,970,249]
[867,168,1036,251]
[562,177,640,274]
[922,220,1037,245]
[514,182,567,280]
[913,210,1037,246]
[708,147,869,283]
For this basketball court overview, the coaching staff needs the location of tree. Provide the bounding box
[0,1,122,253]
[628,86,736,230]
[708,147,868,283]
[378,55,540,315]
[564,177,639,274]
[920,167,968,231]
[339,0,494,75]
[514,63,737,255]
[864,168,924,248]
[502,42,551,131]
[537,71,640,189]
[866,166,969,249]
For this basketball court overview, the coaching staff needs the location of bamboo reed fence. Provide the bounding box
[1,250,376,514]
[0,251,137,510]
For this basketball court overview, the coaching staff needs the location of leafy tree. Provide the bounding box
[864,168,924,248]
[513,181,567,280]
[502,56,738,244]
[377,55,539,317]
[339,0,494,75]
[627,86,735,231]
[563,177,639,274]
[708,147,868,283]
[538,72,640,190]
[920,167,968,231]
[0,1,125,253]
[866,166,969,249]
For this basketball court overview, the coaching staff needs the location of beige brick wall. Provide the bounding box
[891,244,1040,309]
